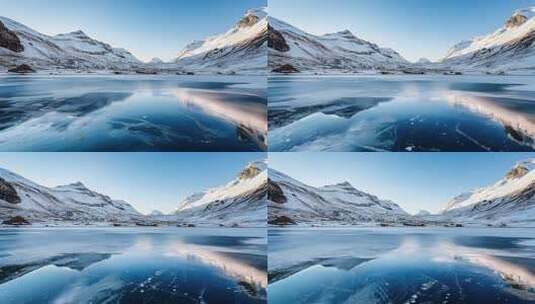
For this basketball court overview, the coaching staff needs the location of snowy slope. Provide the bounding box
[174,160,267,226]
[442,7,535,72]
[0,167,142,223]
[442,159,535,225]
[174,8,267,74]
[268,168,409,225]
[0,16,142,70]
[268,16,409,73]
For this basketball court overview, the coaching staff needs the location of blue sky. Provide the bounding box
[269,0,535,62]
[0,153,265,214]
[1,0,265,62]
[269,153,534,214]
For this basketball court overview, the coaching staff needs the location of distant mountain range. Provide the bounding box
[268,16,409,73]
[268,168,409,226]
[0,160,267,227]
[269,7,535,74]
[0,167,143,224]
[0,16,142,70]
[269,159,535,227]
[2,158,533,227]
[0,7,267,74]
[2,6,533,74]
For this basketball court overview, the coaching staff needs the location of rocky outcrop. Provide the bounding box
[272,64,299,73]
[239,165,262,180]
[268,179,287,204]
[268,25,289,52]
[238,14,260,28]
[2,216,29,225]
[506,165,530,180]
[506,13,528,28]
[8,64,35,73]
[0,177,20,204]
[0,20,23,53]
[268,215,296,226]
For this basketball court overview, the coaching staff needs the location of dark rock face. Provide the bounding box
[238,14,260,28]
[0,20,24,53]
[268,215,296,226]
[0,178,20,204]
[268,179,287,204]
[509,29,535,52]
[8,64,35,73]
[506,14,528,28]
[272,64,299,73]
[506,165,529,180]
[2,216,29,225]
[239,165,261,180]
[268,25,289,52]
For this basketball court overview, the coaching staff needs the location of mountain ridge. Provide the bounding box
[0,167,142,224]
[173,160,267,227]
[441,159,535,225]
[268,168,409,225]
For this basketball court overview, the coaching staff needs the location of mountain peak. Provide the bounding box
[63,181,89,190]
[336,181,354,188]
[238,160,267,180]
[324,29,356,39]
[504,7,534,29]
[237,7,267,28]
[246,7,267,19]
[56,30,89,39]
[505,159,535,180]
[338,29,354,36]
[322,181,358,192]
[71,30,87,36]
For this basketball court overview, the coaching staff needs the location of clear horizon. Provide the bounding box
[1,0,266,62]
[0,153,266,215]
[269,153,534,214]
[269,0,535,62]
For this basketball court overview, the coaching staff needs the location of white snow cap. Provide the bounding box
[513,7,535,19]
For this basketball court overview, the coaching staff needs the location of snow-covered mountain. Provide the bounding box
[0,167,142,224]
[415,210,432,216]
[174,8,267,74]
[268,16,409,73]
[268,168,409,225]
[442,159,535,226]
[149,210,164,216]
[0,16,142,70]
[148,57,164,65]
[174,160,267,226]
[442,7,535,72]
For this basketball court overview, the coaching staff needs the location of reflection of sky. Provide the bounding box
[269,153,534,214]
[0,153,265,214]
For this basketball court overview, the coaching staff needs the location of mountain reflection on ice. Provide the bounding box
[268,75,535,152]
[0,75,267,151]
[0,228,267,304]
[268,228,535,304]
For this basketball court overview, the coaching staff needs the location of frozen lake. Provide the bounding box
[269,228,535,304]
[0,75,267,151]
[0,227,267,304]
[269,75,535,152]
